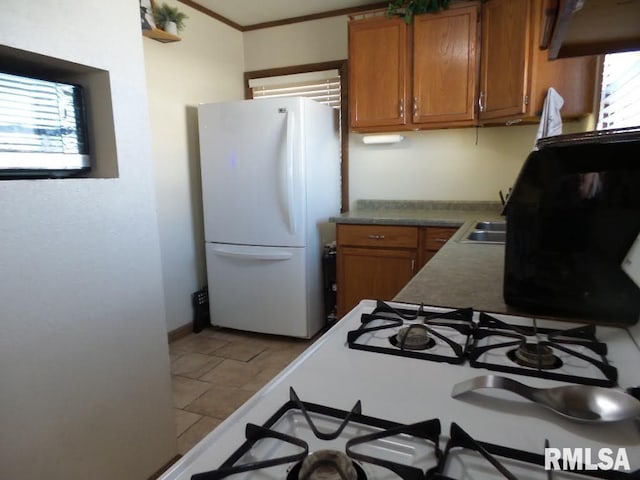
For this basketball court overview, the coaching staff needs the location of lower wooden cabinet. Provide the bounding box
[336,224,458,317]
[418,226,457,268]
[338,246,417,317]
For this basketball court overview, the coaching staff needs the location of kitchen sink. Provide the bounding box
[466,230,506,243]
[460,220,506,244]
[474,220,506,231]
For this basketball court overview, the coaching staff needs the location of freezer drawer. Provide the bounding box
[205,243,311,338]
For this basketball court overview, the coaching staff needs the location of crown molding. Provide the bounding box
[178,1,388,32]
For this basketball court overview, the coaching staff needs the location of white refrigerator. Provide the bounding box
[198,97,341,338]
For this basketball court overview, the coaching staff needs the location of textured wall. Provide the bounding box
[143,0,245,332]
[0,1,177,478]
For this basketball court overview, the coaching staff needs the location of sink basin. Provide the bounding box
[475,221,506,231]
[466,230,506,243]
[460,220,506,244]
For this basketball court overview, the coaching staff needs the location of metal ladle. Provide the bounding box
[451,375,640,422]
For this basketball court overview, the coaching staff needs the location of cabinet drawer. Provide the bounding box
[423,226,457,250]
[338,224,418,248]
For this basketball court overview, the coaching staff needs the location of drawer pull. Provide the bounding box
[367,234,386,240]
[434,238,448,243]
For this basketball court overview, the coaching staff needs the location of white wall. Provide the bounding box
[244,16,348,70]
[243,16,590,209]
[349,122,587,205]
[144,1,245,332]
[0,1,176,479]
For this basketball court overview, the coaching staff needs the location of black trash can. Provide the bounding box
[192,286,211,333]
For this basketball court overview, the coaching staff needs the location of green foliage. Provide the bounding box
[386,0,451,23]
[152,2,188,32]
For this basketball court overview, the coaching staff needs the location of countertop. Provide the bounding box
[394,224,519,315]
[333,201,604,321]
[332,200,525,316]
[330,199,502,227]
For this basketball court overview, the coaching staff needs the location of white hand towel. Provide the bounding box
[534,87,564,148]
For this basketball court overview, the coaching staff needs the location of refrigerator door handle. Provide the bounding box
[211,245,293,261]
[281,109,297,235]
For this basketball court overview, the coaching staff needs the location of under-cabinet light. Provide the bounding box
[362,134,404,145]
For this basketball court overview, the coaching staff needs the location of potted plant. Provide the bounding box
[152,2,188,35]
[387,0,451,23]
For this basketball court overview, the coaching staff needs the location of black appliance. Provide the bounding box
[503,127,640,324]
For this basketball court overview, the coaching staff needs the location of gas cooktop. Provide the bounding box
[190,388,638,480]
[347,301,619,386]
[159,300,640,480]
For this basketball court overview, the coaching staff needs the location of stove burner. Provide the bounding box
[390,324,436,350]
[194,388,442,480]
[287,450,365,480]
[438,422,640,479]
[507,342,563,370]
[468,312,618,386]
[348,301,474,364]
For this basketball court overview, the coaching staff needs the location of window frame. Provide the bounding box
[596,50,640,131]
[244,60,349,212]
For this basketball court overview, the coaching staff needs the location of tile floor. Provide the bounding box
[169,326,317,454]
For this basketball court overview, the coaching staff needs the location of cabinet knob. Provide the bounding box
[399,99,404,117]
[413,97,418,116]
[478,91,485,113]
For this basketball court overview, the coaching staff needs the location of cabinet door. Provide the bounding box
[527,0,596,118]
[338,247,417,317]
[413,5,479,126]
[479,0,531,120]
[349,16,408,128]
[480,0,595,123]
[418,226,458,268]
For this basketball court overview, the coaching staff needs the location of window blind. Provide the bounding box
[249,70,341,109]
[597,51,640,130]
[0,72,84,153]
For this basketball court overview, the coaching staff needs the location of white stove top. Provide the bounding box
[160,301,640,479]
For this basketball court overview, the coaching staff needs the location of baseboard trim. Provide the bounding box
[168,323,192,343]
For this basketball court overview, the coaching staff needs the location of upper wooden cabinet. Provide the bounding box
[478,0,596,123]
[349,3,480,132]
[412,4,479,126]
[349,16,409,129]
[478,0,530,120]
[348,0,596,131]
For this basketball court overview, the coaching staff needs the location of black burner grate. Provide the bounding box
[191,387,442,480]
[434,423,638,480]
[345,302,618,387]
[467,313,618,387]
[347,301,475,364]
[190,387,639,480]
